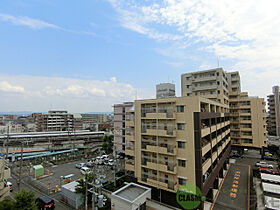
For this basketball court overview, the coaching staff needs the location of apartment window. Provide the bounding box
[186,85,192,89]
[178,141,186,149]
[186,76,191,80]
[178,159,186,167]
[210,91,216,95]
[177,106,184,113]
[218,90,220,94]
[177,123,185,130]
[187,93,192,96]
[178,178,187,185]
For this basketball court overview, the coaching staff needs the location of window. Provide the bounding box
[178,159,186,167]
[186,76,191,80]
[186,85,192,89]
[187,93,192,96]
[210,91,216,95]
[179,178,186,185]
[177,123,185,130]
[177,106,184,113]
[178,141,185,149]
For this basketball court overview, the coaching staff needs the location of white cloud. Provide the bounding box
[0,13,60,29]
[0,75,152,112]
[109,0,280,99]
[0,81,25,93]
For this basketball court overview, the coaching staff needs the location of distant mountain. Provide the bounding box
[0,111,33,116]
[0,111,113,116]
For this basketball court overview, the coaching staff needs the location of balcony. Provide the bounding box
[212,151,218,162]
[158,164,177,174]
[158,146,177,156]
[125,163,135,171]
[212,138,217,147]
[202,158,211,174]
[201,127,210,137]
[145,161,158,170]
[125,134,134,141]
[202,142,211,156]
[126,120,134,127]
[144,129,176,137]
[125,148,135,156]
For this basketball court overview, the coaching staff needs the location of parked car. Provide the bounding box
[86,161,94,167]
[91,158,96,162]
[108,159,114,166]
[259,168,273,174]
[256,161,273,169]
[263,155,277,161]
[80,167,91,175]
[95,156,103,165]
[101,155,109,161]
[36,195,55,210]
[75,163,86,169]
[265,152,273,157]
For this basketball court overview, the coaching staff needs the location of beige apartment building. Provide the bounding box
[267,86,280,136]
[181,68,267,149]
[181,68,229,105]
[125,96,231,208]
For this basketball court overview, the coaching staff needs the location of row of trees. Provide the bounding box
[0,190,37,210]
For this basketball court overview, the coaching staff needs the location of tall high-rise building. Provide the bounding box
[113,102,134,153]
[181,68,267,149]
[267,86,280,136]
[125,96,231,208]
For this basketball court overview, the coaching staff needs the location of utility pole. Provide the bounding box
[18,141,23,191]
[5,126,9,160]
[85,173,88,210]
[113,146,117,187]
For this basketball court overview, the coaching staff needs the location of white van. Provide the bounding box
[80,167,91,175]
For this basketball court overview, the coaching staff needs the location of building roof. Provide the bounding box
[262,182,280,195]
[264,196,280,210]
[33,165,43,170]
[261,173,280,184]
[62,181,79,192]
[112,183,151,203]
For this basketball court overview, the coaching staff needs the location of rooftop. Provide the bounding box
[112,183,151,203]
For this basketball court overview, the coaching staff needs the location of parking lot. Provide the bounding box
[231,149,280,209]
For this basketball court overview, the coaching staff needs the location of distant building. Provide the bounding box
[267,86,280,136]
[35,111,81,132]
[98,122,113,132]
[113,102,134,153]
[81,114,108,123]
[156,83,176,99]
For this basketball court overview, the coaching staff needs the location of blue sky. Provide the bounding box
[0,0,280,112]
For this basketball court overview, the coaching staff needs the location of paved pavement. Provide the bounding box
[9,174,72,210]
[212,164,250,210]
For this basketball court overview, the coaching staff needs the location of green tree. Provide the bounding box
[13,189,37,210]
[102,135,113,154]
[75,173,95,195]
[0,199,15,210]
